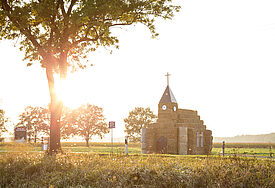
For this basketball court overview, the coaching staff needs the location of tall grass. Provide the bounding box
[0,152,274,187]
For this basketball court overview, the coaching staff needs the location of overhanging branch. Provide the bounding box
[58,0,66,18]
[69,37,98,49]
[67,0,77,16]
[1,0,47,57]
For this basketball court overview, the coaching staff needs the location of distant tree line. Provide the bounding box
[2,105,157,145]
[15,104,109,147]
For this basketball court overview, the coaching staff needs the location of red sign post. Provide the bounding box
[109,121,115,153]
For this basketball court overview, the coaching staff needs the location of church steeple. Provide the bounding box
[159,72,177,103]
[159,86,177,103]
[158,73,178,118]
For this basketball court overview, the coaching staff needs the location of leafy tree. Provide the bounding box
[124,107,157,142]
[17,106,49,143]
[0,0,180,154]
[59,107,78,139]
[71,104,109,147]
[17,106,76,142]
[0,109,8,138]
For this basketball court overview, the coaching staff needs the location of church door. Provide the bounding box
[157,136,167,154]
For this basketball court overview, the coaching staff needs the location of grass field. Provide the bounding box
[1,142,274,157]
[0,142,141,154]
[0,142,274,187]
[212,148,274,157]
[212,142,275,149]
[0,152,274,187]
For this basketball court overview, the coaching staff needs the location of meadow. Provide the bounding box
[0,152,274,187]
[0,142,274,187]
[1,142,274,157]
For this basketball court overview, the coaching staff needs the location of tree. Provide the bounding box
[0,0,180,154]
[59,107,78,139]
[124,107,157,142]
[17,106,76,142]
[71,104,109,147]
[17,106,49,143]
[0,109,8,138]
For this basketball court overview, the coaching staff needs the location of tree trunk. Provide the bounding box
[46,67,62,154]
[85,138,89,147]
[49,101,62,153]
[28,133,31,143]
[34,131,37,143]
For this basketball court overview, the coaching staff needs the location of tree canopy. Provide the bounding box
[124,107,156,142]
[17,106,50,142]
[0,0,180,73]
[69,104,109,147]
[17,106,77,141]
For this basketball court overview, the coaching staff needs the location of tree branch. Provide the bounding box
[1,0,46,56]
[67,0,77,16]
[69,26,100,49]
[48,19,55,49]
[1,0,11,11]
[110,23,133,27]
[70,37,98,48]
[48,1,62,52]
[85,27,92,38]
[69,19,133,49]
[58,0,66,18]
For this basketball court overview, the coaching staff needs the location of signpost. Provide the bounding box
[109,121,115,153]
[41,137,49,151]
[125,136,128,155]
[222,141,225,157]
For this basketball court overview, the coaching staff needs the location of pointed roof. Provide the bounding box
[159,86,177,103]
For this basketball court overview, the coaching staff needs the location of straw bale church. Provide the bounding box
[141,73,213,155]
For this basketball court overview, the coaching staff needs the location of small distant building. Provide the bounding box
[14,126,27,142]
[141,74,213,155]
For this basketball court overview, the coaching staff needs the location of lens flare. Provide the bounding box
[54,74,86,109]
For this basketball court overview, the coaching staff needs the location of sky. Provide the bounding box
[1,0,275,139]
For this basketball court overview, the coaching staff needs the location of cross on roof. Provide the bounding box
[165,72,171,86]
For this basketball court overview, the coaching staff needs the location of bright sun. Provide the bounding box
[54,74,87,109]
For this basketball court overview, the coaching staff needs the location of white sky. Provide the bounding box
[1,0,275,138]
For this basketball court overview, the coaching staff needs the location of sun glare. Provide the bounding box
[54,74,87,109]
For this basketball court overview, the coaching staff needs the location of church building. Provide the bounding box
[141,74,213,155]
